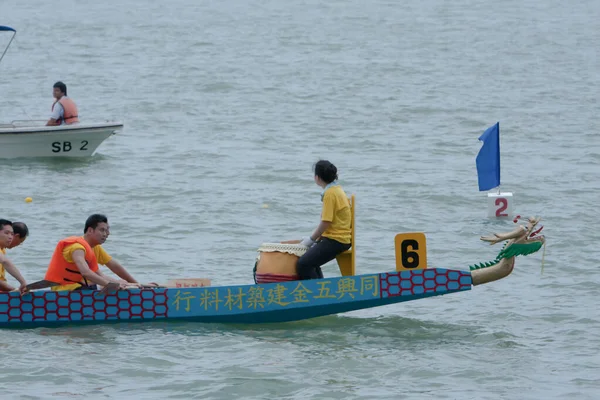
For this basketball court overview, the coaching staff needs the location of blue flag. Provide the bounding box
[476,122,500,191]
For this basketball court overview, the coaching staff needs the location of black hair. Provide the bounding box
[0,219,12,230]
[84,214,108,233]
[313,160,338,184]
[53,81,67,96]
[12,222,28,237]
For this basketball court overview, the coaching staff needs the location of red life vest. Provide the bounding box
[52,97,79,125]
[45,236,99,285]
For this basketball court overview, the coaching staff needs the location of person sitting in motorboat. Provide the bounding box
[296,160,352,280]
[46,81,79,126]
[0,219,28,293]
[44,214,143,291]
[7,221,28,249]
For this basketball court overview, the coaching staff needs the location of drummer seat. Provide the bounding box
[335,194,355,276]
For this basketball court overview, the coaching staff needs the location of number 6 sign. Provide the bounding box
[487,192,514,218]
[394,233,427,271]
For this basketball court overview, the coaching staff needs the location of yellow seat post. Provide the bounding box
[335,194,355,276]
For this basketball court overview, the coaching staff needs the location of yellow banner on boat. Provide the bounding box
[394,232,427,271]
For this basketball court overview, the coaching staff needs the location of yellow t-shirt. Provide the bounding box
[321,185,352,244]
[52,243,113,291]
[62,243,112,265]
[0,248,6,282]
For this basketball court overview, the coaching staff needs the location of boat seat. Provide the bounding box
[335,194,355,276]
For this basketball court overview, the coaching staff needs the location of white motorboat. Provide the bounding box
[0,121,123,158]
[0,25,123,158]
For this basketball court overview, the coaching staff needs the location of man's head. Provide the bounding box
[0,219,14,249]
[53,81,67,100]
[83,214,109,246]
[8,222,28,249]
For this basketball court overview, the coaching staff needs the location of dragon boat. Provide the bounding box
[0,195,546,329]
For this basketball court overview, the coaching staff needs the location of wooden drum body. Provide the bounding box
[254,242,307,284]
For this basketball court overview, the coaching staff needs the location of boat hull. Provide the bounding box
[0,122,123,158]
[0,269,472,329]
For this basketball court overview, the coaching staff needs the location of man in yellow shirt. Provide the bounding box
[47,214,143,291]
[297,160,352,280]
[0,219,28,293]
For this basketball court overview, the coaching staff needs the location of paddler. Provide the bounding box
[0,219,28,293]
[7,221,28,249]
[46,81,79,126]
[45,214,142,291]
[297,160,352,279]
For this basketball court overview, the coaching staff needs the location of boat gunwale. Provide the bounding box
[0,122,124,135]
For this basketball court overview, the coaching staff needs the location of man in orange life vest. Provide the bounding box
[0,219,28,293]
[45,214,142,291]
[46,81,79,126]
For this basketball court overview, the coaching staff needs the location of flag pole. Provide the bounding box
[0,27,16,67]
[497,121,500,195]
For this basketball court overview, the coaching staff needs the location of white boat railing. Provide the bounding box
[0,120,47,128]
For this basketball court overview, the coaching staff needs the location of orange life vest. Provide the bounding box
[52,97,79,125]
[45,236,99,285]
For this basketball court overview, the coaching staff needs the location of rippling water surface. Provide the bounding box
[1,0,599,398]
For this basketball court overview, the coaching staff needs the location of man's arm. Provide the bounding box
[72,249,112,287]
[46,102,62,126]
[0,254,27,293]
[310,220,332,241]
[0,280,15,292]
[104,259,138,283]
[311,192,335,240]
[96,269,129,285]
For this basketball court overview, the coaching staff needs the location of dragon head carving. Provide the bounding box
[480,216,545,246]
[471,216,547,284]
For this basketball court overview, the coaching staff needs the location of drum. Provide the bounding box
[254,242,308,284]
